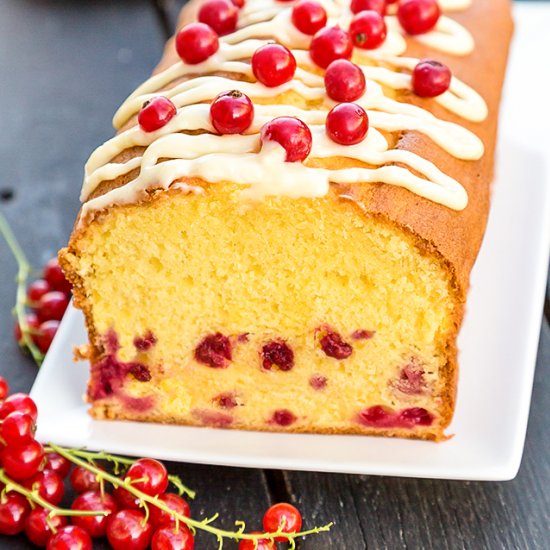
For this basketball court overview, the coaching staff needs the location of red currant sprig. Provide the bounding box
[0,493,30,536]
[47,525,92,550]
[151,524,195,550]
[0,411,36,445]
[263,502,303,541]
[71,491,118,538]
[22,470,65,506]
[1,214,72,364]
[239,533,276,549]
[107,509,153,550]
[43,257,72,294]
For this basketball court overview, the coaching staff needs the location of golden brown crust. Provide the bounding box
[90,400,448,442]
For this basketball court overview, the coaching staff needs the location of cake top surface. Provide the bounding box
[79,0,488,223]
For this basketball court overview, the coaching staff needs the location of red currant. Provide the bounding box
[0,393,38,421]
[358,405,395,427]
[25,508,68,547]
[175,23,219,65]
[106,509,153,550]
[23,470,65,505]
[125,458,168,496]
[138,97,177,133]
[263,502,302,542]
[210,90,254,134]
[411,59,451,97]
[238,533,276,550]
[326,102,369,145]
[72,490,118,538]
[43,452,72,479]
[70,465,101,494]
[37,291,69,322]
[194,332,232,368]
[351,0,387,14]
[43,258,72,294]
[151,525,195,550]
[0,411,35,445]
[231,0,245,7]
[397,0,440,35]
[260,117,312,162]
[324,59,366,102]
[349,10,387,49]
[28,279,51,303]
[34,320,60,354]
[322,330,355,357]
[272,409,297,427]
[1,439,45,481]
[198,0,238,36]
[291,1,327,35]
[0,376,8,401]
[309,26,353,69]
[252,44,296,87]
[150,493,191,529]
[113,486,141,510]
[47,525,92,550]
[0,493,30,535]
[14,313,40,346]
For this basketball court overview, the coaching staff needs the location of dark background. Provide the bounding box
[0,1,549,548]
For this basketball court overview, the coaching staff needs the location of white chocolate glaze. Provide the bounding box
[80,0,487,222]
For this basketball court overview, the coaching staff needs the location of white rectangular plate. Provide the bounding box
[31,4,550,481]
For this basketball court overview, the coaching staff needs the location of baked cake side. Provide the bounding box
[60,0,513,441]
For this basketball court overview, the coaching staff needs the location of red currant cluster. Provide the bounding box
[138,0,452,169]
[239,503,302,550]
[0,385,195,550]
[14,258,71,361]
[0,378,321,549]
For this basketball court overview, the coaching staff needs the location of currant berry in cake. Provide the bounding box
[60,0,513,441]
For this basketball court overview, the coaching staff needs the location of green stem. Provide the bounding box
[0,212,44,365]
[168,473,196,500]
[49,444,332,546]
[0,469,107,518]
[43,446,196,499]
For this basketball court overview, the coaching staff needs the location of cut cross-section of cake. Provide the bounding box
[60,0,513,441]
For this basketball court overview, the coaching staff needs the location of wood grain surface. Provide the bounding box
[0,1,548,548]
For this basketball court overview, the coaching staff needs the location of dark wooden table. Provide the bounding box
[0,1,548,548]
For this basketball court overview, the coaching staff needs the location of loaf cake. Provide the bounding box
[60,0,512,441]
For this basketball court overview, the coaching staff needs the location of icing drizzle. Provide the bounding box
[80,0,487,221]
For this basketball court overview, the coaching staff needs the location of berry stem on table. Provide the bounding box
[49,443,332,548]
[42,446,196,499]
[0,468,107,518]
[0,213,45,365]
